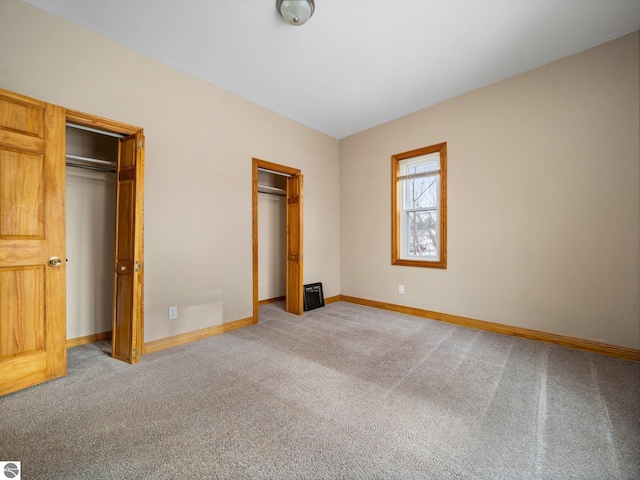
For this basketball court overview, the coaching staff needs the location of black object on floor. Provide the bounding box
[303,282,324,311]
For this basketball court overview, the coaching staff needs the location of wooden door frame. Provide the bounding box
[252,158,303,323]
[65,109,144,361]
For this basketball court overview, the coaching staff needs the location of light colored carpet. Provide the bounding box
[1,301,639,479]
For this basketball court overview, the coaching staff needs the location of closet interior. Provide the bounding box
[257,169,287,303]
[65,123,120,347]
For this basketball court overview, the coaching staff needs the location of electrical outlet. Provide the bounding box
[399,285,405,294]
[168,306,178,320]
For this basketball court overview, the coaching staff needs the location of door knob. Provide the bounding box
[48,257,62,267]
[119,265,126,272]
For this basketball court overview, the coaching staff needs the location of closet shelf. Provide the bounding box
[66,122,125,139]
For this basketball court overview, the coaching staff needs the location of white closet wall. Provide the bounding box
[65,127,117,340]
[258,170,287,301]
[258,193,286,300]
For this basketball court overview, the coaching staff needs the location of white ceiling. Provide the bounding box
[23,0,640,139]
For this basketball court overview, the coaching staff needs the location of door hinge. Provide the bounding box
[133,348,139,361]
[135,261,141,272]
[138,138,144,150]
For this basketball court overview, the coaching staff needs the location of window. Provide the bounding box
[392,142,447,268]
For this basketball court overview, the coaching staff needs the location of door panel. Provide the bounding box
[0,95,44,137]
[112,134,144,363]
[0,89,66,396]
[0,266,45,356]
[0,150,45,237]
[285,174,303,315]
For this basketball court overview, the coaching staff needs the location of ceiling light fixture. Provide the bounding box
[276,0,315,26]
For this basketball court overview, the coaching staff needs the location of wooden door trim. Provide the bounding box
[66,110,141,136]
[252,158,302,324]
[65,110,145,362]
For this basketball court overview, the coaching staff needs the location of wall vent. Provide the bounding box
[303,282,324,311]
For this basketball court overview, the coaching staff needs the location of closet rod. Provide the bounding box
[257,184,285,192]
[258,190,286,197]
[66,122,126,139]
[66,162,116,173]
[257,184,286,197]
[66,154,117,167]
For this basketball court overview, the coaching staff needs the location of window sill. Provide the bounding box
[392,258,447,269]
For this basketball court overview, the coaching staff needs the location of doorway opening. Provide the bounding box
[65,122,118,358]
[65,110,145,364]
[252,158,304,323]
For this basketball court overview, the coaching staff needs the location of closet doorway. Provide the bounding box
[252,158,303,322]
[66,110,145,365]
[0,88,144,396]
[65,123,118,351]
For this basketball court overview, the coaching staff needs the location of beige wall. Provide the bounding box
[0,0,341,342]
[340,31,640,349]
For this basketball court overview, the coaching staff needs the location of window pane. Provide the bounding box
[406,210,438,257]
[407,174,439,209]
[406,158,439,176]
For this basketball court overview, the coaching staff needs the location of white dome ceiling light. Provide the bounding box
[277,0,315,26]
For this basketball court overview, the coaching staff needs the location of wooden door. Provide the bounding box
[285,173,303,315]
[0,89,67,396]
[112,133,144,363]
